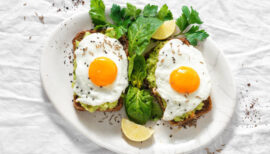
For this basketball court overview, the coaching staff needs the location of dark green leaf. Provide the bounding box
[189,7,203,24]
[89,0,107,25]
[124,86,153,124]
[185,30,209,46]
[128,55,147,88]
[151,100,163,121]
[157,4,173,21]
[110,4,123,25]
[176,15,188,32]
[182,6,190,20]
[187,25,199,33]
[128,16,163,55]
[143,4,158,17]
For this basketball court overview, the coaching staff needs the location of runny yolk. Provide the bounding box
[89,57,117,86]
[169,66,200,94]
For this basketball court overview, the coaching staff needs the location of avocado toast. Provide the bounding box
[72,30,128,112]
[146,38,212,127]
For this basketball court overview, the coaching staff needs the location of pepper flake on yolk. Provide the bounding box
[89,57,117,86]
[169,66,200,93]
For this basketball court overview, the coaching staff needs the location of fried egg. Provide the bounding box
[73,33,128,106]
[155,39,211,121]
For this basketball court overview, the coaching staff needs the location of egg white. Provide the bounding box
[155,39,211,121]
[73,33,128,106]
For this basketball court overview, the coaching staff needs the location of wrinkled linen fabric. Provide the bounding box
[0,0,269,153]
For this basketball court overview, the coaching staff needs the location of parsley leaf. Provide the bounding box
[157,4,173,21]
[189,7,203,24]
[185,29,209,46]
[176,14,188,32]
[110,4,124,25]
[89,0,107,26]
[176,6,203,32]
[128,16,163,55]
[123,3,141,19]
[143,4,158,17]
[176,6,209,46]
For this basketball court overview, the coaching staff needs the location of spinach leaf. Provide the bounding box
[151,100,163,121]
[89,0,107,26]
[128,55,147,88]
[143,4,158,17]
[128,16,163,55]
[157,4,173,21]
[124,86,153,125]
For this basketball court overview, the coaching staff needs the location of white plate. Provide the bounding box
[41,12,236,154]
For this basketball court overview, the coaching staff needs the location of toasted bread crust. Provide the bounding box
[72,30,126,112]
[152,87,212,127]
[169,97,212,127]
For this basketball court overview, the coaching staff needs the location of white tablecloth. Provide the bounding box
[1,0,269,153]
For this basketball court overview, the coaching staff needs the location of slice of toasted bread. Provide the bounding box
[149,38,211,127]
[72,30,127,112]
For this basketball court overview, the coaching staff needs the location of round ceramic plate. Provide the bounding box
[41,12,236,154]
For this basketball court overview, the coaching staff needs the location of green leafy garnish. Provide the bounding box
[176,15,188,32]
[105,26,127,39]
[176,6,209,46]
[128,16,163,55]
[89,0,107,26]
[124,86,153,124]
[157,4,173,21]
[185,29,209,46]
[128,55,147,88]
[110,4,125,25]
[151,100,163,121]
[143,4,158,17]
[123,3,142,19]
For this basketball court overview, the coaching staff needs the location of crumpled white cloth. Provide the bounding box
[0,0,269,153]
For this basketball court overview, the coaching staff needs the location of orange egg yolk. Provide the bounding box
[89,57,118,86]
[170,66,200,94]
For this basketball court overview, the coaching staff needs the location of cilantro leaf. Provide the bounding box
[143,4,158,17]
[128,16,163,55]
[185,30,209,46]
[157,4,173,21]
[123,3,141,19]
[89,0,107,25]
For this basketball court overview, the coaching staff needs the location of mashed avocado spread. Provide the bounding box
[72,31,119,112]
[146,41,205,122]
